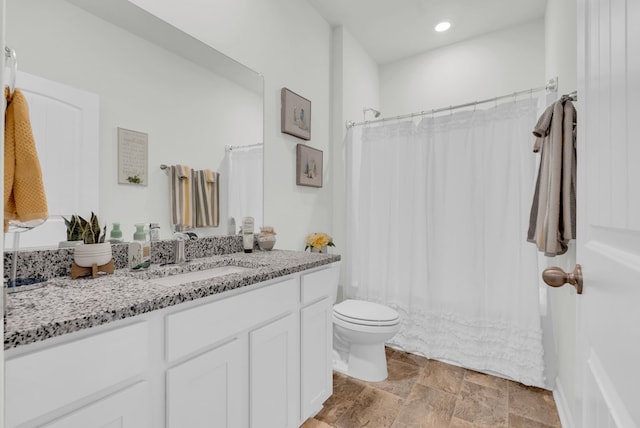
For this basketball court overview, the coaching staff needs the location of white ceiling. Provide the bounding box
[307,0,547,64]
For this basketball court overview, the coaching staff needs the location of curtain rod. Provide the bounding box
[346,78,560,129]
[225,142,263,152]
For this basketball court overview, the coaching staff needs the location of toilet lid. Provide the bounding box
[333,300,399,326]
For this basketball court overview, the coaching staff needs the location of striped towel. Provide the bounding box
[194,169,219,227]
[168,165,193,228]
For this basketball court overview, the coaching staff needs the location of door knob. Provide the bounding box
[542,264,583,294]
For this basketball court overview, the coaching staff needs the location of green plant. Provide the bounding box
[127,175,142,184]
[63,212,106,244]
[63,215,84,241]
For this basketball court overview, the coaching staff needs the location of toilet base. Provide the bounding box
[333,343,388,382]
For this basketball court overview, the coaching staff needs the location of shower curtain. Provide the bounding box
[226,145,263,230]
[346,98,545,387]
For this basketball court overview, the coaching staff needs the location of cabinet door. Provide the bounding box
[167,338,247,428]
[42,382,151,428]
[250,313,299,428]
[301,297,333,420]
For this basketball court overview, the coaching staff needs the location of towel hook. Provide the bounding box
[4,46,17,99]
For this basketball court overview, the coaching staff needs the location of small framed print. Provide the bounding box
[281,87,311,140]
[118,127,148,186]
[296,144,322,188]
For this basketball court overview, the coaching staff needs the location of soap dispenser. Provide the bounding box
[242,217,254,253]
[129,223,150,269]
[109,222,123,243]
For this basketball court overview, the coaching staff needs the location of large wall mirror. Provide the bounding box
[5,0,263,249]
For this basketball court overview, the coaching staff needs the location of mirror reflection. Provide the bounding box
[4,0,264,249]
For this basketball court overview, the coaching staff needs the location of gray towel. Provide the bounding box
[527,97,577,256]
[168,165,194,228]
[194,169,219,228]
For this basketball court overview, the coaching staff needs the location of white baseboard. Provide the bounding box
[553,376,575,428]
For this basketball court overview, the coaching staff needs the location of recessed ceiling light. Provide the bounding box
[435,21,451,32]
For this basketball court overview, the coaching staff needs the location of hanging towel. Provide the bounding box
[4,88,48,231]
[194,169,220,227]
[168,164,193,228]
[527,95,576,256]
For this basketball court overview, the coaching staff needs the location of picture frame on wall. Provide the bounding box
[281,87,311,140]
[117,127,148,186]
[296,144,323,188]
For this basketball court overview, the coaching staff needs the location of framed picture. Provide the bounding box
[117,127,148,186]
[281,88,311,140]
[296,144,323,188]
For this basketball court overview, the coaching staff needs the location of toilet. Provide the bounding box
[332,299,400,382]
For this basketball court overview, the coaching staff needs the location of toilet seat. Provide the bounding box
[333,299,399,327]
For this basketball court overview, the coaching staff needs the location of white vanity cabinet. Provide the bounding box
[250,313,299,428]
[40,382,152,428]
[4,262,340,428]
[5,322,152,428]
[166,339,247,428]
[300,266,340,420]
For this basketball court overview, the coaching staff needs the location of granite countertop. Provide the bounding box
[4,250,340,350]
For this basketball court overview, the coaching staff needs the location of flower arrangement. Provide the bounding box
[305,232,335,251]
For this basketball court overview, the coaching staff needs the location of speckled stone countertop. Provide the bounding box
[4,250,340,350]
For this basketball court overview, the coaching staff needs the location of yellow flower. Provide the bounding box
[305,232,335,251]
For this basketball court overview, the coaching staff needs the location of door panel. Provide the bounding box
[577,0,640,427]
[5,71,99,249]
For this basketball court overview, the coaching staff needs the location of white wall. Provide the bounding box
[544,0,578,425]
[129,0,333,251]
[6,0,262,241]
[380,19,545,117]
[331,26,380,298]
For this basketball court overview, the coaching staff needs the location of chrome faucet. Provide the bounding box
[173,224,189,264]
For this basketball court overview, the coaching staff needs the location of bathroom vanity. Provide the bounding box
[4,249,340,428]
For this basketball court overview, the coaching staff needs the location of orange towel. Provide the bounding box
[4,88,48,231]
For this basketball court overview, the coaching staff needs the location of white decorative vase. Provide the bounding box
[74,242,113,267]
[311,246,328,254]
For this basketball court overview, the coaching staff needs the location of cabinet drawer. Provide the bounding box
[42,382,151,428]
[166,278,298,362]
[301,264,340,305]
[6,321,149,427]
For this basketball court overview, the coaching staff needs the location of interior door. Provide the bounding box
[576,0,640,427]
[4,71,99,249]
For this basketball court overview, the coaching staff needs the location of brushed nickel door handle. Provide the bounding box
[542,264,583,294]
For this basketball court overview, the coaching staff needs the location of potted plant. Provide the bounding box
[71,212,112,267]
[59,215,85,248]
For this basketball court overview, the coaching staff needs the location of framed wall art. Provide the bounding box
[281,87,311,140]
[296,144,322,188]
[117,127,148,186]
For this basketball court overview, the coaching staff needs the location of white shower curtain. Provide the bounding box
[347,98,545,386]
[226,145,263,229]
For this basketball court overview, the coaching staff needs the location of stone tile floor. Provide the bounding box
[302,347,561,428]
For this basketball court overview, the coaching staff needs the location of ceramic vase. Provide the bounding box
[74,242,113,267]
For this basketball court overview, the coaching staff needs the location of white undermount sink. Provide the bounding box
[150,265,254,287]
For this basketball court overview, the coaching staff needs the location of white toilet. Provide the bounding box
[332,299,400,382]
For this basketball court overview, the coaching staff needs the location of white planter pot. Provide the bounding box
[74,242,113,267]
[59,240,83,249]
